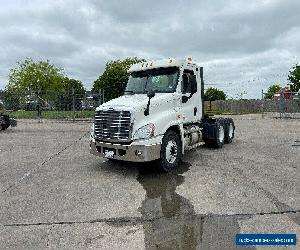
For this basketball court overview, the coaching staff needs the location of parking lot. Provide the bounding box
[0,115,299,249]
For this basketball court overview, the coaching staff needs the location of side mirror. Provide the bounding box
[147,90,155,99]
[190,75,197,95]
[144,90,155,116]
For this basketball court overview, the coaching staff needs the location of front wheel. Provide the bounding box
[158,130,182,173]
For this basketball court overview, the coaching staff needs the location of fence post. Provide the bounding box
[37,92,42,123]
[279,91,284,119]
[261,89,264,119]
[102,89,105,104]
[72,87,75,122]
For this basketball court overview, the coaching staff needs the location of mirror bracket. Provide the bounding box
[144,90,155,116]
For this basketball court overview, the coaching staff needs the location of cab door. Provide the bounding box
[180,68,202,123]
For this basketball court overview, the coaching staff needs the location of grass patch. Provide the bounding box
[205,109,260,115]
[205,109,235,115]
[8,110,94,119]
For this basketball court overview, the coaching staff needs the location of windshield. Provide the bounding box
[125,67,179,94]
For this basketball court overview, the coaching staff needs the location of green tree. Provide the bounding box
[92,57,145,101]
[6,58,66,110]
[204,87,226,101]
[288,64,300,92]
[0,90,4,101]
[265,84,281,99]
[0,89,20,110]
[0,90,4,111]
[6,58,65,95]
[62,77,85,94]
[55,77,86,110]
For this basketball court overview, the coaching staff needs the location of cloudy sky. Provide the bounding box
[0,0,299,98]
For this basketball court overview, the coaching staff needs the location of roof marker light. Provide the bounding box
[186,56,193,62]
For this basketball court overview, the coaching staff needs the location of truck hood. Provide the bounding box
[97,93,178,112]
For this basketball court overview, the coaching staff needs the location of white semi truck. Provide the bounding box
[90,58,235,172]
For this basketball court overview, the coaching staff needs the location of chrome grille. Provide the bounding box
[94,110,131,142]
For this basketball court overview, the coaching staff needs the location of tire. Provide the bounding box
[0,114,10,131]
[224,118,235,144]
[204,139,214,147]
[204,120,225,148]
[214,121,225,148]
[158,130,182,173]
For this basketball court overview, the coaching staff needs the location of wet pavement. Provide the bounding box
[0,116,299,249]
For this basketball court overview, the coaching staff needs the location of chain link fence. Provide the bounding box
[0,89,106,121]
[261,90,300,119]
[2,89,300,121]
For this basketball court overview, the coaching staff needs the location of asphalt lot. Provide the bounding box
[0,115,299,249]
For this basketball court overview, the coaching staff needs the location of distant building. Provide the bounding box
[273,85,298,100]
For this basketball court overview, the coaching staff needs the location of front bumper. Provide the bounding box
[90,140,161,162]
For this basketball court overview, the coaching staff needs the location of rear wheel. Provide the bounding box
[204,119,225,148]
[214,122,225,148]
[225,118,235,144]
[158,130,182,172]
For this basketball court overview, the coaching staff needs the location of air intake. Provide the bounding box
[94,110,131,143]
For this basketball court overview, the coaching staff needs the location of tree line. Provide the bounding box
[2,59,85,110]
[265,65,300,99]
[1,57,299,110]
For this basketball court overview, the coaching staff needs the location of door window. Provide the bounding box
[182,70,194,94]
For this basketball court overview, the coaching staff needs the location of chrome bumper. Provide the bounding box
[90,140,161,162]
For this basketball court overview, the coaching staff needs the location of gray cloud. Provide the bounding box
[0,0,299,98]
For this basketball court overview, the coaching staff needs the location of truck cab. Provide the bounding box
[90,58,235,172]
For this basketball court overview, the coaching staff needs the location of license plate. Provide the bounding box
[104,150,115,158]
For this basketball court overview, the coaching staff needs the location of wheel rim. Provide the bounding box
[165,140,178,164]
[219,125,225,142]
[228,123,234,138]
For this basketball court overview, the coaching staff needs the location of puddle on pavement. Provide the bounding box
[135,161,255,249]
[136,161,201,249]
[101,158,297,248]
[103,160,255,249]
[137,161,192,220]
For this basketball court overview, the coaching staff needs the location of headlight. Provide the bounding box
[133,123,155,140]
